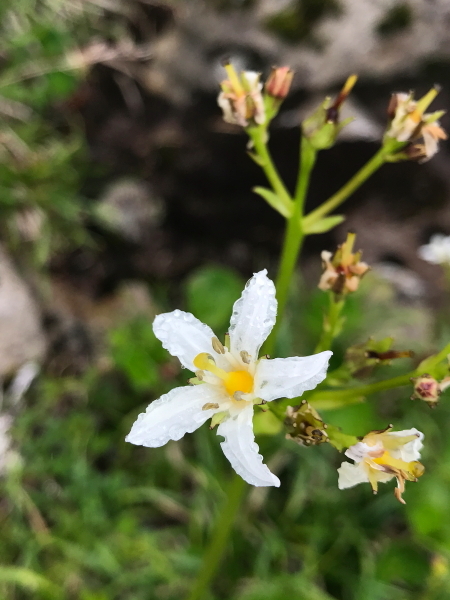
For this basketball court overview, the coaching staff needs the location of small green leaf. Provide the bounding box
[253,186,292,218]
[303,214,345,234]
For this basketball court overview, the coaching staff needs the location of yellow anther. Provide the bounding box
[342,74,358,96]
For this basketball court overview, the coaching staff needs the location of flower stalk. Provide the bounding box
[264,138,317,357]
[315,294,345,353]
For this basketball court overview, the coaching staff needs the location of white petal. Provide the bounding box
[345,441,376,462]
[229,270,277,362]
[153,310,219,371]
[217,404,280,487]
[126,384,226,447]
[388,428,424,462]
[337,461,369,489]
[253,351,332,402]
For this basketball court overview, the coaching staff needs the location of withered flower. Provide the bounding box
[338,426,424,504]
[385,87,447,161]
[319,232,369,296]
[345,337,413,379]
[218,62,265,128]
[285,401,328,446]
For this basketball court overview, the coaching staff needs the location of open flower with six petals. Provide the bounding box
[126,270,332,487]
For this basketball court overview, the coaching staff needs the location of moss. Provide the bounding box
[264,0,342,45]
[376,3,413,37]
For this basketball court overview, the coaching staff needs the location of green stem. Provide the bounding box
[186,474,246,600]
[247,126,292,212]
[315,294,345,353]
[308,372,414,405]
[302,147,387,229]
[264,138,317,356]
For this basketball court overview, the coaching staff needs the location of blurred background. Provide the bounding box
[2,1,450,598]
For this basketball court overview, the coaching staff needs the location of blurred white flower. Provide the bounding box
[126,270,332,487]
[218,63,265,128]
[338,427,424,503]
[418,234,450,265]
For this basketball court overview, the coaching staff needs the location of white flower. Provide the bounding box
[126,270,332,487]
[418,234,450,265]
[338,427,424,503]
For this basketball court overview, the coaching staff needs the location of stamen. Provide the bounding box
[224,333,231,351]
[224,62,244,96]
[212,337,225,354]
[202,402,220,411]
[195,370,204,381]
[233,392,244,401]
[193,352,254,398]
[240,350,251,364]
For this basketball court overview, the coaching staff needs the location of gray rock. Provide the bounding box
[0,248,46,376]
[94,178,165,243]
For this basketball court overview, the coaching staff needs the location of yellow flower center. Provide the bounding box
[224,370,254,396]
[193,352,254,398]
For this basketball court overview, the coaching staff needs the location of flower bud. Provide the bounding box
[218,62,265,128]
[319,232,369,296]
[302,74,357,150]
[285,401,328,446]
[265,66,294,101]
[411,374,441,407]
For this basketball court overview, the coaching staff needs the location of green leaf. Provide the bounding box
[109,317,165,391]
[302,214,345,234]
[185,265,244,332]
[252,186,292,218]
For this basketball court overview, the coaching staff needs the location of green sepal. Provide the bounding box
[326,425,359,451]
[253,186,293,218]
[209,411,228,429]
